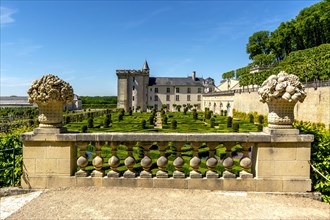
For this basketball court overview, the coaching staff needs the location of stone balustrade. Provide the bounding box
[21,129,313,192]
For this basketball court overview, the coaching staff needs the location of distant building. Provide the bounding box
[0,96,32,107]
[0,95,82,111]
[116,61,215,111]
[64,94,82,111]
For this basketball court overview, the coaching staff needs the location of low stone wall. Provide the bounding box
[233,87,330,127]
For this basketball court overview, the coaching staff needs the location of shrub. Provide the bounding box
[87,117,94,128]
[171,120,177,129]
[128,108,133,116]
[163,115,168,125]
[141,119,146,129]
[294,121,330,203]
[118,111,124,121]
[192,109,198,120]
[183,107,188,115]
[233,123,239,132]
[220,110,224,116]
[257,124,263,132]
[227,116,233,128]
[249,113,254,123]
[258,115,264,124]
[81,125,88,133]
[149,115,154,125]
[210,118,215,128]
[104,114,111,128]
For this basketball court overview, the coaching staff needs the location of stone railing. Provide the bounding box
[21,129,313,192]
[20,73,314,192]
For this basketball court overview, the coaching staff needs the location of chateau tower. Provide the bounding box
[116,61,150,111]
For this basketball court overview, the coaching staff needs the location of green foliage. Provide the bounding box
[103,114,111,128]
[171,120,177,129]
[192,109,198,120]
[0,134,22,187]
[227,116,233,128]
[233,123,240,132]
[80,96,117,105]
[163,115,168,125]
[141,120,146,129]
[258,115,264,124]
[87,117,94,128]
[246,30,271,59]
[246,1,330,61]
[248,113,254,124]
[224,110,227,116]
[81,125,88,133]
[222,70,235,80]
[257,124,263,132]
[294,121,330,203]
[209,118,215,128]
[128,108,133,116]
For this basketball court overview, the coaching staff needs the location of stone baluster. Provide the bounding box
[206,144,219,178]
[140,142,152,178]
[123,144,136,178]
[239,143,253,178]
[75,142,89,177]
[222,142,236,178]
[91,142,104,177]
[107,142,120,178]
[190,143,202,178]
[156,142,168,178]
[173,143,185,178]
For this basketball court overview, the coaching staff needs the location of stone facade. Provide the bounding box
[116,61,214,112]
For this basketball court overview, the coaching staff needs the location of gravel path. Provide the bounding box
[3,187,330,219]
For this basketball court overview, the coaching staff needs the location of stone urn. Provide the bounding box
[258,71,306,129]
[28,74,74,128]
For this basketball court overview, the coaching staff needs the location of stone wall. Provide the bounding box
[233,87,330,127]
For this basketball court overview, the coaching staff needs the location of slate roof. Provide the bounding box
[148,77,204,86]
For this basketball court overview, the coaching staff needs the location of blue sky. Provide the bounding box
[1,0,320,96]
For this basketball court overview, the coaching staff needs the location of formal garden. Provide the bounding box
[1,105,329,202]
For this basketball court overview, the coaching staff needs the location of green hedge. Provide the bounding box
[293,121,330,203]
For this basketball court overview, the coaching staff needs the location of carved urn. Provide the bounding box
[258,71,306,129]
[27,74,74,128]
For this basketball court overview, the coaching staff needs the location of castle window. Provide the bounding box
[198,88,202,93]
[167,104,170,109]
[187,95,191,101]
[155,88,158,93]
[166,95,170,101]
[150,96,152,101]
[187,88,191,93]
[150,88,152,92]
[133,86,135,91]
[167,88,170,93]
[197,95,201,101]
[176,95,180,101]
[133,77,135,82]
[154,95,158,101]
[176,88,180,93]
[132,96,135,101]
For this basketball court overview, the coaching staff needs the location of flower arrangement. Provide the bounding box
[28,74,74,104]
[258,71,306,103]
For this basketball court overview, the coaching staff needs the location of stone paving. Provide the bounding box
[1,187,330,219]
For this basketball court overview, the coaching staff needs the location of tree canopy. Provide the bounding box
[246,0,330,61]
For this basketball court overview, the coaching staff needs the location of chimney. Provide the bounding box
[192,71,196,81]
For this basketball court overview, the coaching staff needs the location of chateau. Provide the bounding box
[116,61,215,112]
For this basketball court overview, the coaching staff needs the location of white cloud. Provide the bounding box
[0,7,17,25]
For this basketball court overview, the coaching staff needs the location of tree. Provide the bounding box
[246,31,271,59]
